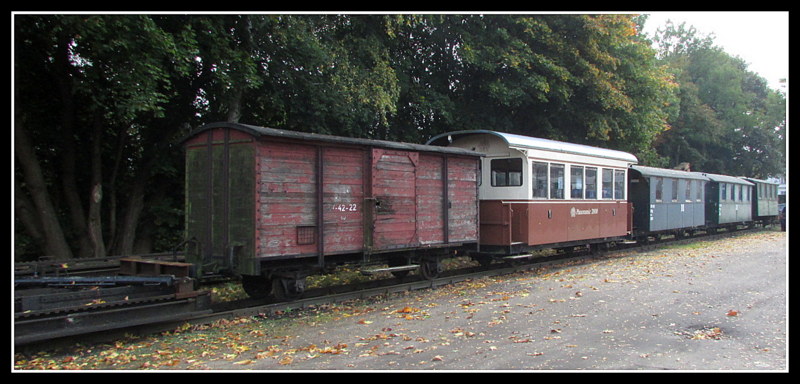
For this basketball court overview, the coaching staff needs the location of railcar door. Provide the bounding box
[368,148,420,252]
[184,128,255,278]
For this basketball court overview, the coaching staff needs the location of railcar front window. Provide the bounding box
[491,158,523,187]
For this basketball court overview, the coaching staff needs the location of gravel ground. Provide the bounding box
[14,229,787,372]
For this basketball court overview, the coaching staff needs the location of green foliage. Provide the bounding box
[650,20,786,177]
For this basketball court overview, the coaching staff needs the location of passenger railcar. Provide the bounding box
[182,122,482,298]
[427,130,638,255]
[702,173,754,230]
[628,165,709,240]
[742,177,780,224]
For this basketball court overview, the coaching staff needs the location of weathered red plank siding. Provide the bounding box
[371,149,419,250]
[416,154,445,245]
[447,156,479,243]
[256,142,318,257]
[322,147,365,253]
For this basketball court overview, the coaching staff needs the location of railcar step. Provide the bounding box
[361,265,420,276]
[503,254,535,260]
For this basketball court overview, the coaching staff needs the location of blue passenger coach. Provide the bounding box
[703,173,754,229]
[628,165,709,239]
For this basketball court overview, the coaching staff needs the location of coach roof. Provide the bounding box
[427,130,638,163]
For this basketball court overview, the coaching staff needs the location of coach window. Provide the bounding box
[570,165,584,199]
[601,169,613,199]
[614,170,626,200]
[721,183,727,201]
[671,178,678,202]
[532,162,548,198]
[491,158,523,187]
[696,181,703,202]
[685,180,693,202]
[550,163,565,199]
[585,167,597,199]
[655,177,663,202]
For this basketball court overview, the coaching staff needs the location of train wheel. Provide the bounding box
[242,275,272,299]
[272,277,306,300]
[474,255,493,268]
[419,259,441,280]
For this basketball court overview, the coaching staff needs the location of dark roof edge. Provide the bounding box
[182,122,483,157]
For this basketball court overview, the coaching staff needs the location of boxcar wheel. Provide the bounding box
[420,259,441,280]
[272,277,305,300]
[242,275,272,299]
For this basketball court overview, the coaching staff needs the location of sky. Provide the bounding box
[639,11,789,92]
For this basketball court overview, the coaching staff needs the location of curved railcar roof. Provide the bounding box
[184,122,483,157]
[702,172,754,185]
[427,130,637,163]
[630,165,710,180]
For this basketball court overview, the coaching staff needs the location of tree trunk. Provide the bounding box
[14,118,73,260]
[114,180,146,256]
[87,117,106,258]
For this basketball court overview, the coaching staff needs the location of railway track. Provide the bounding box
[13,226,766,347]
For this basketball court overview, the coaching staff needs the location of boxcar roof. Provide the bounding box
[630,165,710,181]
[184,122,483,157]
[427,130,638,163]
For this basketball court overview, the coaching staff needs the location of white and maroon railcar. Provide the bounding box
[428,130,638,254]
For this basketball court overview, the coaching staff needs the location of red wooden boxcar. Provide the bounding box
[428,130,637,256]
[182,122,481,298]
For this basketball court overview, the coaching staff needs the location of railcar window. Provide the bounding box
[671,178,678,202]
[721,183,727,201]
[491,158,523,187]
[550,164,565,199]
[571,166,584,199]
[731,184,736,201]
[738,184,744,201]
[614,170,625,200]
[585,167,597,199]
[655,177,663,202]
[697,181,703,202]
[602,169,613,199]
[685,180,693,202]
[532,162,548,198]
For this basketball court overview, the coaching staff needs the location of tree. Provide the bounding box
[649,19,786,177]
[14,14,197,259]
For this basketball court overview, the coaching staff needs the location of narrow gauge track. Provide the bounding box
[14,226,768,349]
